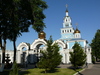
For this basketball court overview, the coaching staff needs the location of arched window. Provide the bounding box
[88,49,90,52]
[34,50,36,52]
[78,35,79,38]
[65,30,66,33]
[62,30,64,33]
[70,29,71,32]
[66,19,67,22]
[76,35,77,38]
[67,30,69,32]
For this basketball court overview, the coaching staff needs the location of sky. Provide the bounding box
[6,0,100,50]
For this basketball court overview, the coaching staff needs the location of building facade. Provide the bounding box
[0,8,92,64]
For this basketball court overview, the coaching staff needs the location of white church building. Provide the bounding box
[0,8,92,64]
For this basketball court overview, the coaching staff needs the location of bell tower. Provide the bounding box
[61,5,74,40]
[63,9,72,28]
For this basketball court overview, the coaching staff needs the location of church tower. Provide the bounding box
[60,6,81,40]
[61,7,74,40]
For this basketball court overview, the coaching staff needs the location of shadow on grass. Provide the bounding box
[74,70,84,75]
[19,70,30,75]
[41,68,59,73]
[0,70,10,75]
[0,70,30,75]
[67,66,84,75]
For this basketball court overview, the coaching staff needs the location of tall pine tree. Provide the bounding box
[70,42,86,69]
[38,36,62,73]
[90,29,100,61]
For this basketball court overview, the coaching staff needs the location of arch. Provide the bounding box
[53,40,67,49]
[53,40,67,63]
[17,42,30,63]
[31,39,47,49]
[17,42,30,51]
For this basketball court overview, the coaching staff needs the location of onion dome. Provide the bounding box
[74,28,80,33]
[66,9,68,12]
[38,31,46,39]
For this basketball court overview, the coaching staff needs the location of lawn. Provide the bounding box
[0,68,82,75]
[20,68,81,75]
[0,70,10,75]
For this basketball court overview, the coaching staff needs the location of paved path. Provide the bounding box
[77,62,100,75]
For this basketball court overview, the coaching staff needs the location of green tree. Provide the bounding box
[9,61,19,75]
[70,42,86,69]
[0,0,12,63]
[90,29,100,61]
[0,0,48,62]
[38,36,62,73]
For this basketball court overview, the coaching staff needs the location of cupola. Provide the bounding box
[66,9,68,12]
[38,31,46,39]
[74,28,81,38]
[74,28,80,33]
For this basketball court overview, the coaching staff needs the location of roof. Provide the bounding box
[60,38,87,42]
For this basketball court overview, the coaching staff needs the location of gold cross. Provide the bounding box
[75,23,78,28]
[66,4,68,8]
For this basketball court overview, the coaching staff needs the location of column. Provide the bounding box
[17,50,21,63]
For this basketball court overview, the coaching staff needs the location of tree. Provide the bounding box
[0,0,48,62]
[70,42,86,69]
[90,29,100,61]
[9,61,19,75]
[0,0,12,63]
[38,36,62,73]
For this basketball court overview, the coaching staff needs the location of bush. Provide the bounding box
[9,61,19,75]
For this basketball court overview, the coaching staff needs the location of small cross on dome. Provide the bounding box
[75,23,78,28]
[66,4,68,8]
[65,4,68,13]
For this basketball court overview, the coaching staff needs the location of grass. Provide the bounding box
[0,70,10,75]
[0,68,82,75]
[20,68,82,75]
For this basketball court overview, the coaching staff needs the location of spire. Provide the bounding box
[66,4,68,16]
[63,4,72,28]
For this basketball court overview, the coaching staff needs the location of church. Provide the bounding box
[0,7,92,64]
